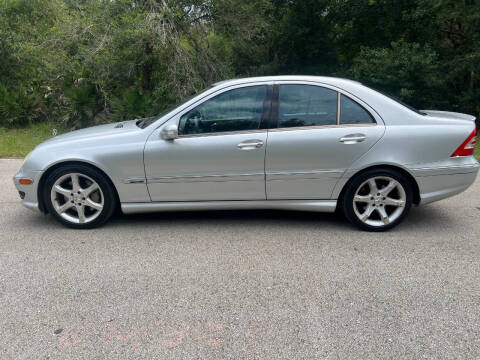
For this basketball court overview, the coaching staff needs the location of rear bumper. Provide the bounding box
[13,169,43,212]
[409,159,479,205]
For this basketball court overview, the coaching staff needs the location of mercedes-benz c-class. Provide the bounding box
[14,76,478,231]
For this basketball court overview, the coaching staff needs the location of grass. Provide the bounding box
[0,123,479,161]
[0,123,66,158]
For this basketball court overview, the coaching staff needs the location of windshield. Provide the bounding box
[366,85,427,116]
[136,104,178,129]
[136,87,214,129]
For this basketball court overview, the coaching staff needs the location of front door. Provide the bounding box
[266,83,385,200]
[144,84,271,202]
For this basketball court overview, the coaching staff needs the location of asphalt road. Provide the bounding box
[1,159,480,359]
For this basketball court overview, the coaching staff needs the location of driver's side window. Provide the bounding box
[178,85,267,136]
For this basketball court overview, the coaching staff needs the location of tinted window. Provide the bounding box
[340,95,375,124]
[179,86,266,135]
[278,85,338,128]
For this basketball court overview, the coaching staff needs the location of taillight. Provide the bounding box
[451,127,477,157]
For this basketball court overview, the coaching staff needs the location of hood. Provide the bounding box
[41,119,142,146]
[22,117,155,172]
[421,110,476,122]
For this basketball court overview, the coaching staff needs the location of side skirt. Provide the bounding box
[121,200,337,215]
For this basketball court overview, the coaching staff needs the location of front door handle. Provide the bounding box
[339,134,367,144]
[237,140,264,150]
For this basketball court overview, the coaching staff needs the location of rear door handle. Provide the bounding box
[339,134,367,144]
[237,140,264,150]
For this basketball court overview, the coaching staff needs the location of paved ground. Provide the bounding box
[1,159,480,359]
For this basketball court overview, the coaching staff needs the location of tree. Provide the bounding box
[0,0,478,128]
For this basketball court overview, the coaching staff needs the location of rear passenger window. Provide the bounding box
[278,85,338,128]
[340,95,375,124]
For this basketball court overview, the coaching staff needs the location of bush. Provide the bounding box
[350,41,444,110]
[0,85,44,127]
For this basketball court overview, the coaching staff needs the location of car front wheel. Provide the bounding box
[342,169,413,232]
[44,165,116,229]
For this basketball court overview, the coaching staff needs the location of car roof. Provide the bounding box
[212,76,362,87]
[209,76,421,125]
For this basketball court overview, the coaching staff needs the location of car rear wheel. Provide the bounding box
[44,165,116,229]
[342,168,413,232]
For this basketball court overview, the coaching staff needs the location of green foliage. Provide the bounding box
[110,88,154,122]
[0,83,55,127]
[0,0,478,129]
[63,83,101,129]
[350,41,443,108]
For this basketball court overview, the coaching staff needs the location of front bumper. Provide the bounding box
[13,169,44,212]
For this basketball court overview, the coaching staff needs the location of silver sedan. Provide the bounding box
[13,76,479,231]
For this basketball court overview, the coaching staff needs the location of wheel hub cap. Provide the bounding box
[72,193,82,203]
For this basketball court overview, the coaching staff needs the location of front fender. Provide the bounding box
[24,131,151,204]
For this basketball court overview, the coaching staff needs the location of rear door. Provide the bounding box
[265,82,385,200]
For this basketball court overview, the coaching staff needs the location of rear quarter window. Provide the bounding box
[340,95,375,124]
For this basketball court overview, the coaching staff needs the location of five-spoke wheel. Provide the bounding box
[50,173,104,224]
[342,169,413,231]
[44,165,116,229]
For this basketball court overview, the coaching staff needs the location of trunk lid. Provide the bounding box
[421,110,476,122]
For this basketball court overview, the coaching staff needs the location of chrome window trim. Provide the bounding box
[269,123,377,133]
[151,79,383,139]
[148,78,385,133]
[177,128,267,139]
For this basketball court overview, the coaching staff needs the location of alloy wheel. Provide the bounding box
[352,176,407,228]
[50,173,104,224]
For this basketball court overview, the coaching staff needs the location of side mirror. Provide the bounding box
[160,124,178,141]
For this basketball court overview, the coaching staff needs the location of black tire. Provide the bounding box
[44,164,117,229]
[342,168,413,232]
